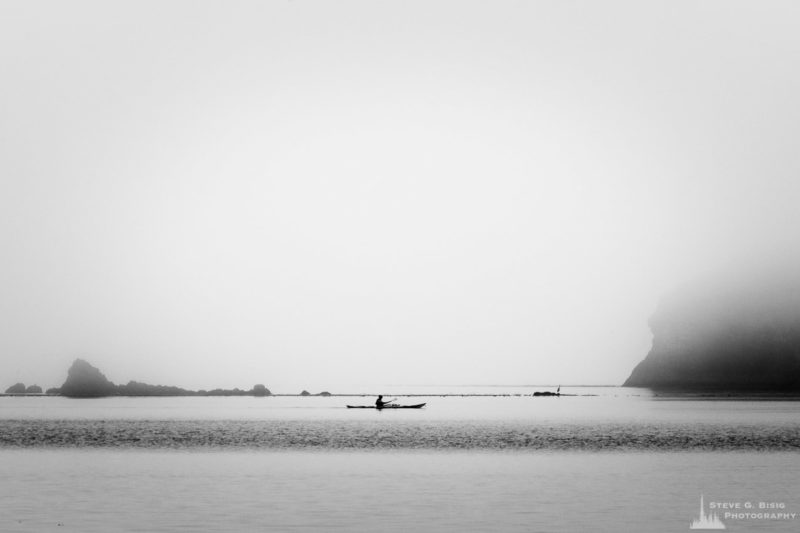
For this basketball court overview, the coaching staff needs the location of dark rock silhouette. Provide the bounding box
[60,359,118,397]
[252,384,270,397]
[206,388,248,396]
[624,273,800,391]
[5,383,26,394]
[317,391,332,396]
[118,381,194,396]
[300,390,311,396]
[57,359,273,397]
[25,385,42,394]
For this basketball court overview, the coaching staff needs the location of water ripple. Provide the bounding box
[1,420,799,451]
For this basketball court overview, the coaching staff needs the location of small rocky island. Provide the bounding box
[53,359,272,398]
[624,273,800,391]
[4,383,43,394]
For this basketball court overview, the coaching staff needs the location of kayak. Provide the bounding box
[346,403,426,409]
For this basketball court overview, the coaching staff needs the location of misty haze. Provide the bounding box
[2,1,800,532]
[3,2,800,393]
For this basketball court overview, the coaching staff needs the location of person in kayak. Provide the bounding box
[375,395,390,409]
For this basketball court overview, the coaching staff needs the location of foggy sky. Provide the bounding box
[2,1,800,391]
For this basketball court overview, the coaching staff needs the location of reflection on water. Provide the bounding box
[1,450,798,533]
[2,389,799,532]
[1,387,799,451]
[2,387,800,424]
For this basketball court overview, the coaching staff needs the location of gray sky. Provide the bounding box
[2,1,800,391]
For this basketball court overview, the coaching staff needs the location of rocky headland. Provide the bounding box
[624,273,800,391]
[53,359,272,398]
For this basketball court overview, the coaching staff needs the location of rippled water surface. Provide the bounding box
[1,388,799,531]
[2,387,799,451]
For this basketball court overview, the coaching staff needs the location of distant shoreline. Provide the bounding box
[0,387,800,401]
[0,392,576,394]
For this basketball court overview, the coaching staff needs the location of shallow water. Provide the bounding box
[1,388,799,531]
[1,450,798,533]
[2,388,799,451]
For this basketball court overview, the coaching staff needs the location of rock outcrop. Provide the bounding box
[60,359,118,397]
[5,383,26,394]
[117,381,194,396]
[55,359,273,397]
[252,384,270,397]
[624,273,800,391]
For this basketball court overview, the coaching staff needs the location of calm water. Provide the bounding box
[1,387,799,531]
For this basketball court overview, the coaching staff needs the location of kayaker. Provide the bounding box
[375,395,388,408]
